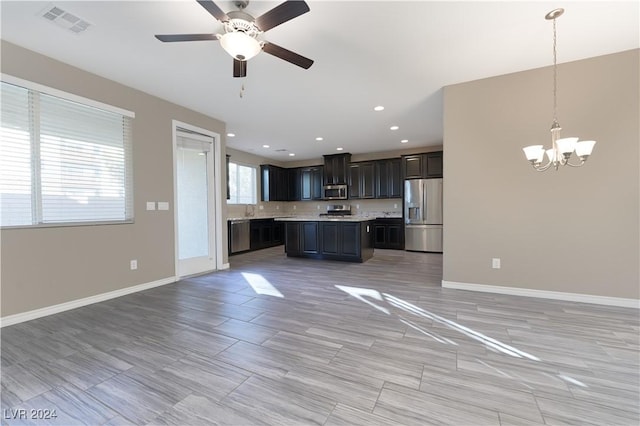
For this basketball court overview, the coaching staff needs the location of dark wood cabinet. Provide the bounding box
[263,165,323,202]
[285,221,320,255]
[285,220,373,262]
[242,219,285,252]
[301,222,320,254]
[288,168,301,201]
[375,158,402,198]
[261,164,289,202]
[323,153,351,185]
[285,221,301,254]
[226,154,230,200]
[349,162,375,199]
[373,218,404,250]
[402,155,423,179]
[273,221,284,245]
[402,151,443,179]
[301,166,323,201]
[424,152,443,178]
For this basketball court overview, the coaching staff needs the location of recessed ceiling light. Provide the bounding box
[289,153,295,156]
[315,137,323,141]
[374,106,384,112]
[227,133,235,137]
[336,147,344,151]
[401,139,409,144]
[390,126,399,131]
[262,144,270,148]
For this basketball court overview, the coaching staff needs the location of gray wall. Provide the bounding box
[1,41,228,317]
[443,49,639,299]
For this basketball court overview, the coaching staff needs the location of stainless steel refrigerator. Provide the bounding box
[404,178,443,252]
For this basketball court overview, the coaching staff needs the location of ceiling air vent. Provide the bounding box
[39,4,92,34]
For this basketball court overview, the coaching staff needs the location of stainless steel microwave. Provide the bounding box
[323,184,348,200]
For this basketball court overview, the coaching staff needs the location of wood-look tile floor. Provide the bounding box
[2,247,639,425]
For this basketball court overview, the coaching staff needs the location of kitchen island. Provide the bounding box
[275,217,374,263]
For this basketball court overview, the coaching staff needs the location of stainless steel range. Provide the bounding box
[319,204,352,217]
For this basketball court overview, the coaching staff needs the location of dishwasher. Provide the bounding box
[229,219,250,254]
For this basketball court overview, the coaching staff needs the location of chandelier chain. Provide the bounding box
[552,16,558,124]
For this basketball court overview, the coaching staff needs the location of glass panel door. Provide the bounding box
[176,130,215,277]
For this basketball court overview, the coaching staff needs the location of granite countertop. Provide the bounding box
[227,215,293,221]
[275,216,374,222]
[227,214,401,222]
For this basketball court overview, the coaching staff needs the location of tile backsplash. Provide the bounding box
[226,198,401,219]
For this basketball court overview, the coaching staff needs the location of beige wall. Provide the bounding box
[1,41,228,317]
[443,49,639,299]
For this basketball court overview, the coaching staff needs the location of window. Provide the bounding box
[0,79,134,227]
[227,161,257,204]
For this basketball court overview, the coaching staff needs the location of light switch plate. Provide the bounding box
[146,201,156,211]
[157,201,169,211]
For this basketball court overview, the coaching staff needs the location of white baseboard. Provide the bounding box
[441,281,640,309]
[1,276,177,328]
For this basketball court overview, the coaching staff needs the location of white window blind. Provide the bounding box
[227,162,257,204]
[0,80,134,227]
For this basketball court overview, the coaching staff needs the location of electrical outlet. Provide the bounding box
[394,203,398,209]
[130,259,138,270]
[146,201,156,211]
[492,258,501,269]
[356,204,360,209]
[317,205,320,209]
[259,205,264,210]
[157,201,169,211]
[276,205,279,210]
[293,205,297,210]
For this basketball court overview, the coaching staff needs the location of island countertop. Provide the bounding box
[274,216,373,222]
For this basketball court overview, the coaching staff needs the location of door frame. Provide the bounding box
[172,120,226,278]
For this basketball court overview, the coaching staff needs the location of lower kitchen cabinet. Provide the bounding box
[285,221,319,255]
[373,218,404,250]
[283,220,373,262]
[228,218,284,255]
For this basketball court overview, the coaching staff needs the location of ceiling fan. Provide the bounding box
[155,0,313,77]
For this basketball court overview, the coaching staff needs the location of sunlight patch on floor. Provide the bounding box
[242,272,284,298]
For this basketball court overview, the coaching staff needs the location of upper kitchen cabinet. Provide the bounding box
[301,166,323,201]
[402,151,443,179]
[261,164,289,201]
[375,158,402,198]
[323,153,351,185]
[226,154,231,200]
[424,151,443,177]
[349,162,375,199]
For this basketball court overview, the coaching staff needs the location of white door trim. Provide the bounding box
[172,120,224,278]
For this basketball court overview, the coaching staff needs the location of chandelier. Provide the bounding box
[522,8,596,171]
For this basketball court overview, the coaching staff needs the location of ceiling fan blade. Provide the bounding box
[155,34,219,42]
[196,0,229,22]
[233,59,247,78]
[255,1,310,32]
[263,42,313,69]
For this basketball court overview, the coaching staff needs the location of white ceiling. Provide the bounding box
[1,1,638,162]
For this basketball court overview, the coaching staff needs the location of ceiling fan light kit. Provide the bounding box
[522,8,596,172]
[219,32,262,61]
[155,0,313,78]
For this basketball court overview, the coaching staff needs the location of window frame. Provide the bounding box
[227,160,258,205]
[0,74,135,229]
